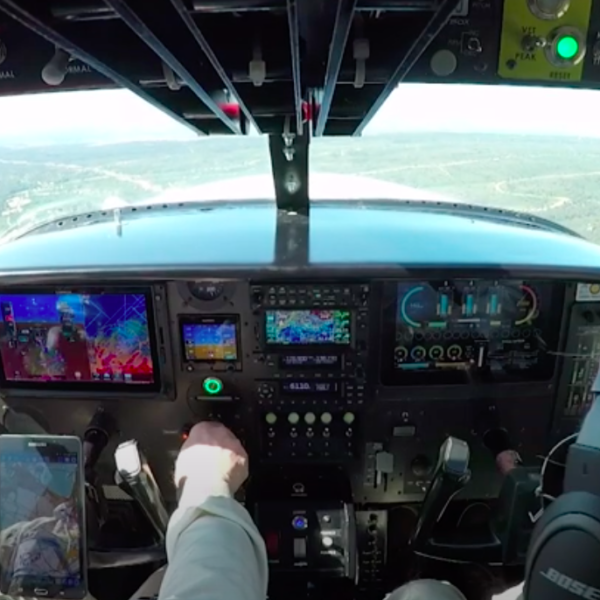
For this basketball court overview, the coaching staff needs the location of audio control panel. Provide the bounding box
[261,408,358,460]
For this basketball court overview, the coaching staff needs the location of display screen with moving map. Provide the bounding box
[181,316,239,362]
[381,280,564,386]
[265,309,351,346]
[0,436,86,599]
[0,291,159,391]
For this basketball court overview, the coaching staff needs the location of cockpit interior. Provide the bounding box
[0,1,600,600]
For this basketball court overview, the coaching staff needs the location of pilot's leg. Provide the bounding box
[128,566,167,600]
[493,582,524,600]
[386,579,525,600]
[385,579,468,600]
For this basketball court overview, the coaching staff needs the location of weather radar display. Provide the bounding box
[265,309,351,345]
[0,293,155,384]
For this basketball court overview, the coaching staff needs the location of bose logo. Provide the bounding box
[541,568,600,599]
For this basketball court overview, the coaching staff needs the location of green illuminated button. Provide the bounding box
[203,377,223,395]
[556,35,579,60]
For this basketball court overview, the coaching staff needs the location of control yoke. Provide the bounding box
[115,440,170,543]
[409,436,471,549]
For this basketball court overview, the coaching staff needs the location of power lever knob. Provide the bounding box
[409,436,471,549]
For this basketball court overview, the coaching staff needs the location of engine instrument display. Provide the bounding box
[0,292,157,390]
[265,309,351,346]
[181,316,239,362]
[381,280,564,385]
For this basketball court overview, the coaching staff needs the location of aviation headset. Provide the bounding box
[524,371,600,600]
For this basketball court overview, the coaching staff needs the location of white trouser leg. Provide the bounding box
[386,579,468,600]
[386,579,525,600]
[128,566,166,600]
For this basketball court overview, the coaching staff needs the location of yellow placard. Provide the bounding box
[498,0,592,82]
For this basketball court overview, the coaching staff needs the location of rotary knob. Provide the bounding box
[257,383,275,399]
[411,455,433,478]
[321,412,333,425]
[343,412,355,425]
[305,412,316,425]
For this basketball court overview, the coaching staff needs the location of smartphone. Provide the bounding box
[0,435,87,599]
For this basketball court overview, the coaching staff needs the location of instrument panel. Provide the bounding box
[0,274,594,511]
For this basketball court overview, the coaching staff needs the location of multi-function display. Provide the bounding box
[381,280,564,385]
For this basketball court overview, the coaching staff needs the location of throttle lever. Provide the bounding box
[409,436,471,549]
[115,440,169,543]
[84,407,117,477]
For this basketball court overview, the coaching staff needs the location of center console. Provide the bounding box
[244,284,369,581]
[253,467,357,583]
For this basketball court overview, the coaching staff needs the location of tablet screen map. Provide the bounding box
[0,452,81,592]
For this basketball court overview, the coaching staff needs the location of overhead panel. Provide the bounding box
[0,0,205,135]
[2,0,600,137]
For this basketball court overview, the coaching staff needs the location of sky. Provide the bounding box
[0,83,599,145]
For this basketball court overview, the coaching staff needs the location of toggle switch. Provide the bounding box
[293,538,307,558]
[375,450,394,490]
[265,532,279,557]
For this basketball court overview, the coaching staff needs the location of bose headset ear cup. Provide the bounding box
[526,491,572,564]
[524,491,600,600]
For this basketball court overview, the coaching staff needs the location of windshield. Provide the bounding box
[1,84,599,243]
